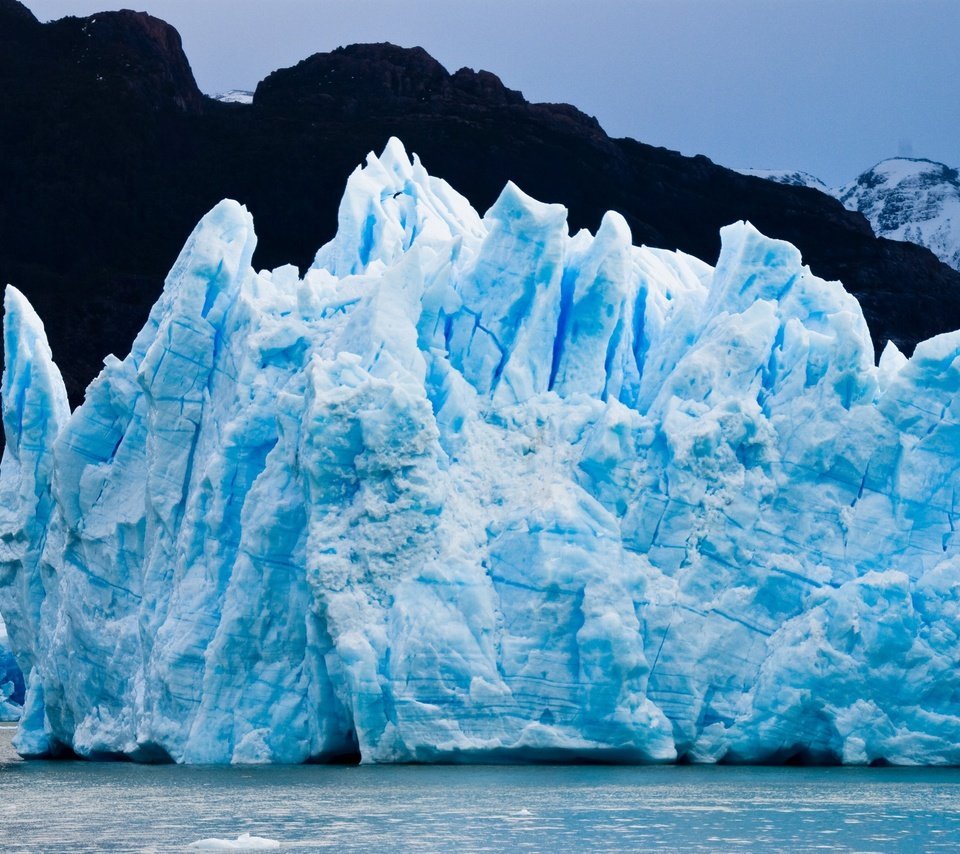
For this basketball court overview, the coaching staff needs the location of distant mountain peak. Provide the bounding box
[837,158,960,272]
[212,89,254,105]
[744,157,960,274]
[861,156,958,179]
[737,168,830,192]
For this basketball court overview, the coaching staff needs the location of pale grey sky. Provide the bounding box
[24,0,960,186]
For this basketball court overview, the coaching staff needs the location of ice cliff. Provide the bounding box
[3,139,960,765]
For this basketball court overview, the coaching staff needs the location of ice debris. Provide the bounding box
[2,138,960,765]
[187,833,280,851]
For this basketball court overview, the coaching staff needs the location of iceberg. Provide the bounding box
[2,138,960,765]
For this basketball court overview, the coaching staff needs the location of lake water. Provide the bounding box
[2,728,960,852]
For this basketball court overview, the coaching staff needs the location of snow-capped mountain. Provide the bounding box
[212,89,253,105]
[738,168,830,193]
[743,158,960,272]
[4,140,960,766]
[836,159,960,273]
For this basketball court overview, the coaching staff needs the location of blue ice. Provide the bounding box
[2,139,960,765]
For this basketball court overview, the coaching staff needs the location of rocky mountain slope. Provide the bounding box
[2,0,960,407]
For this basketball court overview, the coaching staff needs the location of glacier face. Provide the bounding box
[3,138,960,765]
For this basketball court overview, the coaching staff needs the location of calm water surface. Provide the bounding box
[1,728,959,852]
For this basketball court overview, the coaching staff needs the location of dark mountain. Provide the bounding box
[3,0,960,405]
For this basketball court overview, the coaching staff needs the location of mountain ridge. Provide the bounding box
[2,1,960,406]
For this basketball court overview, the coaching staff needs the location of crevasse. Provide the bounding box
[2,139,960,765]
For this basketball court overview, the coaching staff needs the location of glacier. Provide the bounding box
[3,137,960,765]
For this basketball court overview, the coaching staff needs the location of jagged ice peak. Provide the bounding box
[2,139,960,766]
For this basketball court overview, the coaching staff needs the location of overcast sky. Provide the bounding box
[25,0,960,186]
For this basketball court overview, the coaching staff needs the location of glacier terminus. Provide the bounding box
[2,139,960,765]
